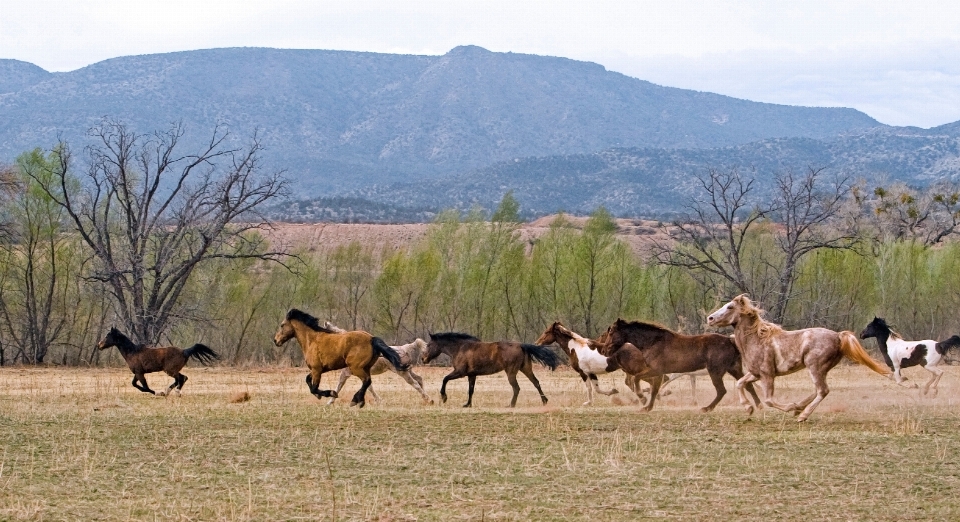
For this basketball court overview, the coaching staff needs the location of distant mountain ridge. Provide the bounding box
[2,46,882,194]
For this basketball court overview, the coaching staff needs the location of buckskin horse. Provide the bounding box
[603,318,761,412]
[708,294,891,421]
[98,327,219,396]
[273,309,407,407]
[422,332,562,407]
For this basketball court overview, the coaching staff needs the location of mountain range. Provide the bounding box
[2,46,958,220]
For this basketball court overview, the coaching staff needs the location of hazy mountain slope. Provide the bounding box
[348,128,960,218]
[0,46,881,192]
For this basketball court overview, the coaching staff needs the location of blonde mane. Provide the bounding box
[739,298,783,341]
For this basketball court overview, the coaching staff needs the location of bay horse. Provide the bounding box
[604,319,760,412]
[421,332,562,407]
[860,317,960,397]
[324,321,433,405]
[273,309,407,408]
[707,294,892,421]
[97,327,219,395]
[534,321,660,405]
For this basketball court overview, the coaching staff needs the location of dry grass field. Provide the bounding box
[1,364,958,521]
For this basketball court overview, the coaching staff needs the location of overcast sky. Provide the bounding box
[2,0,959,128]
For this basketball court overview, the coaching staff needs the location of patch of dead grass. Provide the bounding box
[0,365,957,520]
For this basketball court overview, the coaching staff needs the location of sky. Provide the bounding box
[2,0,960,128]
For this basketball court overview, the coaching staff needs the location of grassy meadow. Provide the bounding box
[0,364,958,521]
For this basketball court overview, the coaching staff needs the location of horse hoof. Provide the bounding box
[326,399,336,405]
[541,398,548,405]
[440,395,447,403]
[330,391,338,398]
[699,407,711,413]
[462,403,471,408]
[350,401,365,408]
[157,391,167,397]
[745,405,755,416]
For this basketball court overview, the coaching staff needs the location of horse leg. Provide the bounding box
[328,368,352,405]
[465,375,478,408]
[161,375,178,397]
[624,374,645,404]
[640,375,663,412]
[351,375,372,408]
[583,375,595,405]
[690,374,698,404]
[796,366,831,422]
[176,374,187,395]
[306,369,336,400]
[923,365,944,397]
[756,375,800,414]
[506,371,521,407]
[893,363,917,388]
[699,370,727,413]
[440,369,466,404]
[521,365,548,405]
[402,369,434,404]
[735,372,759,415]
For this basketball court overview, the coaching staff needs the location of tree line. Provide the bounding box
[2,121,960,366]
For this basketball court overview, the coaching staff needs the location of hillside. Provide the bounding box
[1,46,881,194]
[344,127,960,218]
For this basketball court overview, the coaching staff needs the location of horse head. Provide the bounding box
[534,321,569,347]
[707,294,751,328]
[859,317,889,340]
[97,327,123,350]
[273,318,296,346]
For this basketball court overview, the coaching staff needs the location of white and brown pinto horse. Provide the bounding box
[324,321,433,404]
[534,322,623,405]
[860,317,960,397]
[707,295,892,422]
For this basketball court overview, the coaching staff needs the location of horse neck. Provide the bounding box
[732,313,764,351]
[112,335,143,357]
[291,321,325,348]
[619,325,671,346]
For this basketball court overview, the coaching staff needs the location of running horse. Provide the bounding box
[707,294,892,421]
[535,321,661,405]
[422,332,562,407]
[603,319,760,412]
[860,317,960,397]
[98,327,219,395]
[273,309,407,407]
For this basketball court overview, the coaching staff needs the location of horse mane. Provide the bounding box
[323,321,347,333]
[870,317,902,340]
[616,320,674,334]
[286,309,335,333]
[107,327,143,353]
[738,298,783,340]
[430,332,479,342]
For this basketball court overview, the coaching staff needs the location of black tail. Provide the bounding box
[522,344,562,370]
[183,344,219,365]
[373,337,410,371]
[936,335,960,356]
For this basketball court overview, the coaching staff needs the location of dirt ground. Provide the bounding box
[0,364,957,520]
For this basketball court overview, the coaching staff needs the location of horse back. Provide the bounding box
[450,340,514,375]
[128,346,186,374]
[303,330,376,370]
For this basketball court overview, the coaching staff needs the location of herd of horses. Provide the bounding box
[97,295,960,422]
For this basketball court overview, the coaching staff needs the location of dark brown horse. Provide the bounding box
[98,327,219,395]
[273,309,407,407]
[422,332,562,407]
[603,319,761,412]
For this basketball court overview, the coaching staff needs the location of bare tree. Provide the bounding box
[650,168,765,298]
[652,167,854,323]
[31,119,288,344]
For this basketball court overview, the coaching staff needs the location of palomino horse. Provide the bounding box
[98,327,219,395]
[604,319,760,412]
[324,321,433,404]
[707,295,892,421]
[422,332,562,407]
[860,317,960,397]
[535,322,660,405]
[273,309,407,407]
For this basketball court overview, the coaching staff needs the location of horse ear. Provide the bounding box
[734,294,748,304]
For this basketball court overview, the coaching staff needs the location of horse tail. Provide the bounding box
[183,344,219,365]
[935,335,960,356]
[522,344,562,370]
[373,337,410,371]
[838,331,892,378]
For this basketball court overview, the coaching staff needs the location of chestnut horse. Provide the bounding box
[860,317,960,396]
[98,327,219,395]
[273,309,407,407]
[603,319,760,412]
[422,332,562,407]
[535,321,660,405]
[708,295,891,421]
